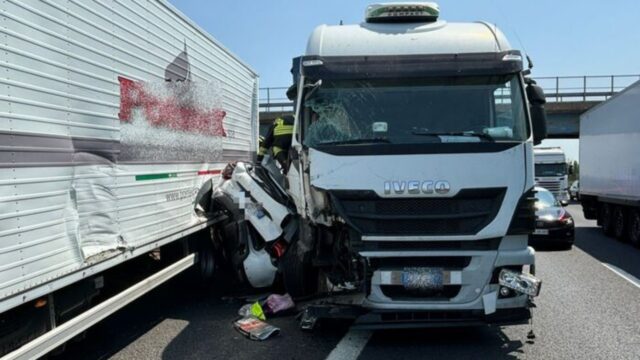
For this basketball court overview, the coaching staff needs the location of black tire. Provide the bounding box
[281,240,318,298]
[194,238,216,284]
[628,209,640,247]
[601,203,614,236]
[613,206,627,241]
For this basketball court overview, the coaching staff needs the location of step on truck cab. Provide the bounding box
[282,2,547,327]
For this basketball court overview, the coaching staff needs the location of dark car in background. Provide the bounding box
[531,187,575,249]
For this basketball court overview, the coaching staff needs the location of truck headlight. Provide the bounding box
[499,269,541,297]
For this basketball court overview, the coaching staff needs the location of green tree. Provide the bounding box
[569,160,579,183]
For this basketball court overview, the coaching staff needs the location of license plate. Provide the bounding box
[401,268,444,291]
[533,229,549,235]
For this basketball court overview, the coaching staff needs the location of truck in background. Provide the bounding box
[580,80,640,246]
[219,2,548,328]
[0,1,258,357]
[534,147,571,205]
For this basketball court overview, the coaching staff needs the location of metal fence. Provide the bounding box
[536,75,640,102]
[259,87,293,112]
[259,75,640,112]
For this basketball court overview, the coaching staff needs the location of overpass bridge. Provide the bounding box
[259,75,640,139]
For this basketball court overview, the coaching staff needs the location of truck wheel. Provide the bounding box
[613,207,627,241]
[196,239,216,282]
[628,210,640,247]
[601,204,614,236]
[281,240,318,298]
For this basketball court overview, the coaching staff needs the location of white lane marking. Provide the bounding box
[326,328,372,360]
[602,263,640,290]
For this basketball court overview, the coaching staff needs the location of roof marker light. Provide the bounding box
[366,2,440,23]
[302,59,324,67]
[502,54,523,62]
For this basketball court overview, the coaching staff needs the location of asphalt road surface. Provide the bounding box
[56,204,640,360]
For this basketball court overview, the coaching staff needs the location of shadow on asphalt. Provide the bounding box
[573,226,640,280]
[57,270,350,360]
[360,326,525,359]
[556,203,640,280]
[53,273,218,360]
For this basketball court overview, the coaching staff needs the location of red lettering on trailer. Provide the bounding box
[118,76,227,137]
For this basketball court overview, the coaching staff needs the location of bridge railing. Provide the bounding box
[259,86,293,112]
[536,75,640,102]
[259,75,640,112]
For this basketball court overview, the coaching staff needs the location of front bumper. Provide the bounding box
[531,225,575,242]
[353,307,531,329]
[361,236,536,316]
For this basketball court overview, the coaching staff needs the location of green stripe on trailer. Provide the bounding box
[135,173,178,181]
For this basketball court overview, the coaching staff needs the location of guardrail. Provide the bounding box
[259,75,640,112]
[536,75,640,102]
[259,86,292,112]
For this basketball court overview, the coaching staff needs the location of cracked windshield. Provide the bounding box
[302,75,528,147]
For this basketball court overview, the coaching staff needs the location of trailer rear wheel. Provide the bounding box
[601,203,614,236]
[628,209,640,247]
[613,206,627,241]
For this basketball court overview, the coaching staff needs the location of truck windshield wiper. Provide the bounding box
[410,131,494,142]
[318,138,391,146]
[303,79,323,100]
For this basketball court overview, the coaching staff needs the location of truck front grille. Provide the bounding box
[536,180,561,194]
[329,188,506,236]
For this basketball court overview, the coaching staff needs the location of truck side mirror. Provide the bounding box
[568,164,574,175]
[526,83,548,146]
[286,84,297,101]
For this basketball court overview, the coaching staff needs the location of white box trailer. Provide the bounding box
[580,80,640,245]
[0,0,258,357]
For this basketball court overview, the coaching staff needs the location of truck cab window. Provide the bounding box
[535,163,568,176]
[301,75,529,148]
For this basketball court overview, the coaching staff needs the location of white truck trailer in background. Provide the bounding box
[580,81,640,246]
[0,0,258,357]
[533,147,570,205]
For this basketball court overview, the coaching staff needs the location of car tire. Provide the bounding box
[281,239,318,299]
[613,206,627,241]
[628,209,640,247]
[601,203,614,236]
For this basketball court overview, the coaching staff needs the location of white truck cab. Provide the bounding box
[280,2,546,328]
[534,147,571,205]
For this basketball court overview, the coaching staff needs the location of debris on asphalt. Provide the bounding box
[238,301,266,321]
[234,317,280,341]
[264,294,295,315]
[299,307,318,331]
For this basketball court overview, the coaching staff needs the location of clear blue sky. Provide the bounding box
[170,0,640,161]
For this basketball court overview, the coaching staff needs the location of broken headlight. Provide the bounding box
[499,269,541,297]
